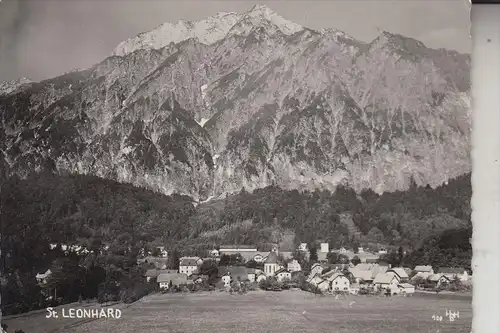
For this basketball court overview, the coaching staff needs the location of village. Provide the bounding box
[35,241,470,300]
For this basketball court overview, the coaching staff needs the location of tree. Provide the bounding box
[351,256,361,266]
[199,260,219,284]
[219,254,244,267]
[379,252,400,267]
[398,246,404,265]
[326,252,349,264]
[309,244,318,262]
[169,248,181,270]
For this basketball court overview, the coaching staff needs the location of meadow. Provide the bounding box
[6,290,471,333]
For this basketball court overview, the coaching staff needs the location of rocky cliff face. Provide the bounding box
[0,5,470,201]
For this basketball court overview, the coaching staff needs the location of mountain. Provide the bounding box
[0,4,471,201]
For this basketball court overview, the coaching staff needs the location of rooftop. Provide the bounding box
[157,273,188,283]
[414,265,433,272]
[220,245,257,249]
[373,273,397,284]
[264,251,279,264]
[180,258,200,266]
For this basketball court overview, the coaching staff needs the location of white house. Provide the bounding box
[179,258,199,276]
[317,279,330,292]
[210,249,220,257]
[298,243,308,251]
[263,251,280,277]
[256,272,267,283]
[378,248,388,255]
[221,273,232,287]
[307,273,324,287]
[219,245,258,257]
[414,265,434,278]
[324,272,350,292]
[253,253,265,262]
[157,273,188,289]
[144,269,177,282]
[156,246,168,258]
[287,259,302,272]
[373,273,400,293]
[387,267,409,282]
[398,283,415,294]
[275,268,292,282]
[309,263,325,279]
[428,274,451,287]
[179,256,203,265]
[438,267,469,282]
[35,269,52,284]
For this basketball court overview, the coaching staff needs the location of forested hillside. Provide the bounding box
[1,171,471,314]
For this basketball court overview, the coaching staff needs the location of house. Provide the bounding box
[411,272,429,284]
[349,268,374,284]
[35,269,52,285]
[298,243,308,251]
[219,245,258,258]
[309,263,325,279]
[253,253,265,262]
[323,272,350,292]
[403,267,413,276]
[263,251,280,277]
[349,284,360,295]
[256,271,267,283]
[372,272,400,293]
[180,256,203,265]
[179,258,199,276]
[156,246,168,258]
[365,258,379,264]
[414,265,434,278]
[157,273,188,289]
[221,273,232,287]
[317,242,329,263]
[144,269,177,282]
[307,273,324,287]
[438,267,469,281]
[317,279,330,292]
[387,267,410,282]
[287,259,302,272]
[428,274,451,287]
[219,266,256,286]
[210,249,220,257]
[246,268,257,283]
[398,283,415,294]
[275,268,292,282]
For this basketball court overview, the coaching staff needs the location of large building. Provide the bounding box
[219,245,258,254]
[263,251,280,277]
[179,258,200,276]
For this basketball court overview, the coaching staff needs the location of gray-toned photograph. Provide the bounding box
[0,1,471,332]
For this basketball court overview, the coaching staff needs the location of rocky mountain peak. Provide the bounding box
[0,4,471,201]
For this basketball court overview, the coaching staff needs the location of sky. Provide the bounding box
[0,0,471,82]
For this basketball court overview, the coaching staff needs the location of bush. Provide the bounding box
[120,282,154,304]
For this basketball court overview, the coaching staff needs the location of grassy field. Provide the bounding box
[2,301,127,333]
[6,290,472,333]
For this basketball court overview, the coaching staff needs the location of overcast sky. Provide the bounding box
[0,0,470,82]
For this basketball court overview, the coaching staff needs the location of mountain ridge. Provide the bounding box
[0,4,471,201]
